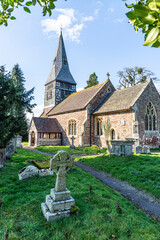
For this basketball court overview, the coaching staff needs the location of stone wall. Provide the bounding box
[133,80,160,147]
[37,139,61,146]
[93,111,135,147]
[50,110,90,146]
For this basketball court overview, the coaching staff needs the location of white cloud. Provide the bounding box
[55,8,76,21]
[41,8,97,43]
[66,24,84,43]
[82,16,95,22]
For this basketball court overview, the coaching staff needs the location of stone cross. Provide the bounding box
[106,72,110,78]
[50,151,73,192]
[71,136,75,146]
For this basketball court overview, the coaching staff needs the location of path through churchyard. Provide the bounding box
[24,146,160,222]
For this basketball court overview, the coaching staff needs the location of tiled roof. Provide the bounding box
[46,31,76,85]
[48,82,105,116]
[33,117,61,132]
[94,81,149,114]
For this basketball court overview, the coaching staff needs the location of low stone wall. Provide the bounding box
[37,138,61,146]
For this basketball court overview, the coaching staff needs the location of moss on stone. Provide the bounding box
[32,159,50,169]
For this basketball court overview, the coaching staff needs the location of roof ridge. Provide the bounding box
[129,80,150,107]
[84,82,106,107]
[116,81,148,92]
[71,82,104,96]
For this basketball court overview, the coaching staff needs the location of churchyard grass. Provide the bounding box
[77,153,160,200]
[1,149,160,239]
[36,145,107,155]
[22,142,28,146]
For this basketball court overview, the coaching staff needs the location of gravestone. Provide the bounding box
[70,136,75,149]
[143,145,150,154]
[18,165,39,180]
[107,140,134,156]
[0,149,5,168]
[135,145,142,154]
[41,151,75,222]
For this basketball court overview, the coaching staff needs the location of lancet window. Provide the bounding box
[145,102,157,131]
[68,119,77,136]
[96,118,103,136]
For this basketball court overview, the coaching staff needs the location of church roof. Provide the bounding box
[46,31,76,85]
[94,81,149,114]
[47,82,106,116]
[33,117,61,132]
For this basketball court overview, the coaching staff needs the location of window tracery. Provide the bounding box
[145,102,157,131]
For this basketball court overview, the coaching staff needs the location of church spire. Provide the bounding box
[44,31,76,109]
[46,31,76,85]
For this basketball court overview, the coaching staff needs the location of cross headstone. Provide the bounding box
[50,151,73,192]
[70,136,75,149]
[71,136,75,146]
[41,151,75,222]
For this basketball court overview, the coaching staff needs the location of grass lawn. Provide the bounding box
[36,145,107,155]
[0,149,160,239]
[22,142,28,146]
[77,153,160,200]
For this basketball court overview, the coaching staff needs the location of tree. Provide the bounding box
[117,66,156,89]
[125,0,160,47]
[11,64,35,141]
[0,0,57,26]
[85,72,99,89]
[0,65,35,164]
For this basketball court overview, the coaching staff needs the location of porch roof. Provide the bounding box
[33,117,61,133]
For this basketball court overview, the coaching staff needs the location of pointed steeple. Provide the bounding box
[46,31,76,85]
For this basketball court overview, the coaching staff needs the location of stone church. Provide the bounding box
[29,31,160,148]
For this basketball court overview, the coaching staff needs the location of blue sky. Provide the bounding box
[0,0,160,118]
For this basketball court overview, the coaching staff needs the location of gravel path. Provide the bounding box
[23,146,160,222]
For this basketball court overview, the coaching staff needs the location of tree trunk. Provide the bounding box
[0,148,6,168]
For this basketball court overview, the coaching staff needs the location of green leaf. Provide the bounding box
[26,1,32,6]
[152,40,160,47]
[148,2,159,11]
[139,14,156,24]
[7,8,14,12]
[8,0,14,7]
[47,8,52,17]
[144,27,159,46]
[10,16,16,20]
[126,11,136,20]
[49,2,55,10]
[23,6,31,13]
[134,5,150,17]
[32,0,36,5]
[125,3,134,8]
[43,6,47,16]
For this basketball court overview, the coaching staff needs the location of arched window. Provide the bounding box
[145,102,157,131]
[111,129,115,140]
[68,119,77,136]
[96,118,103,136]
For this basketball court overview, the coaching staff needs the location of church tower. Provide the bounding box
[44,31,77,110]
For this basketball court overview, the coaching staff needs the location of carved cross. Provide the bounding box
[106,72,110,78]
[50,151,73,192]
[71,136,75,146]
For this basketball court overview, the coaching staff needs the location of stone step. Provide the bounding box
[41,203,70,222]
[50,188,71,201]
[45,194,75,213]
